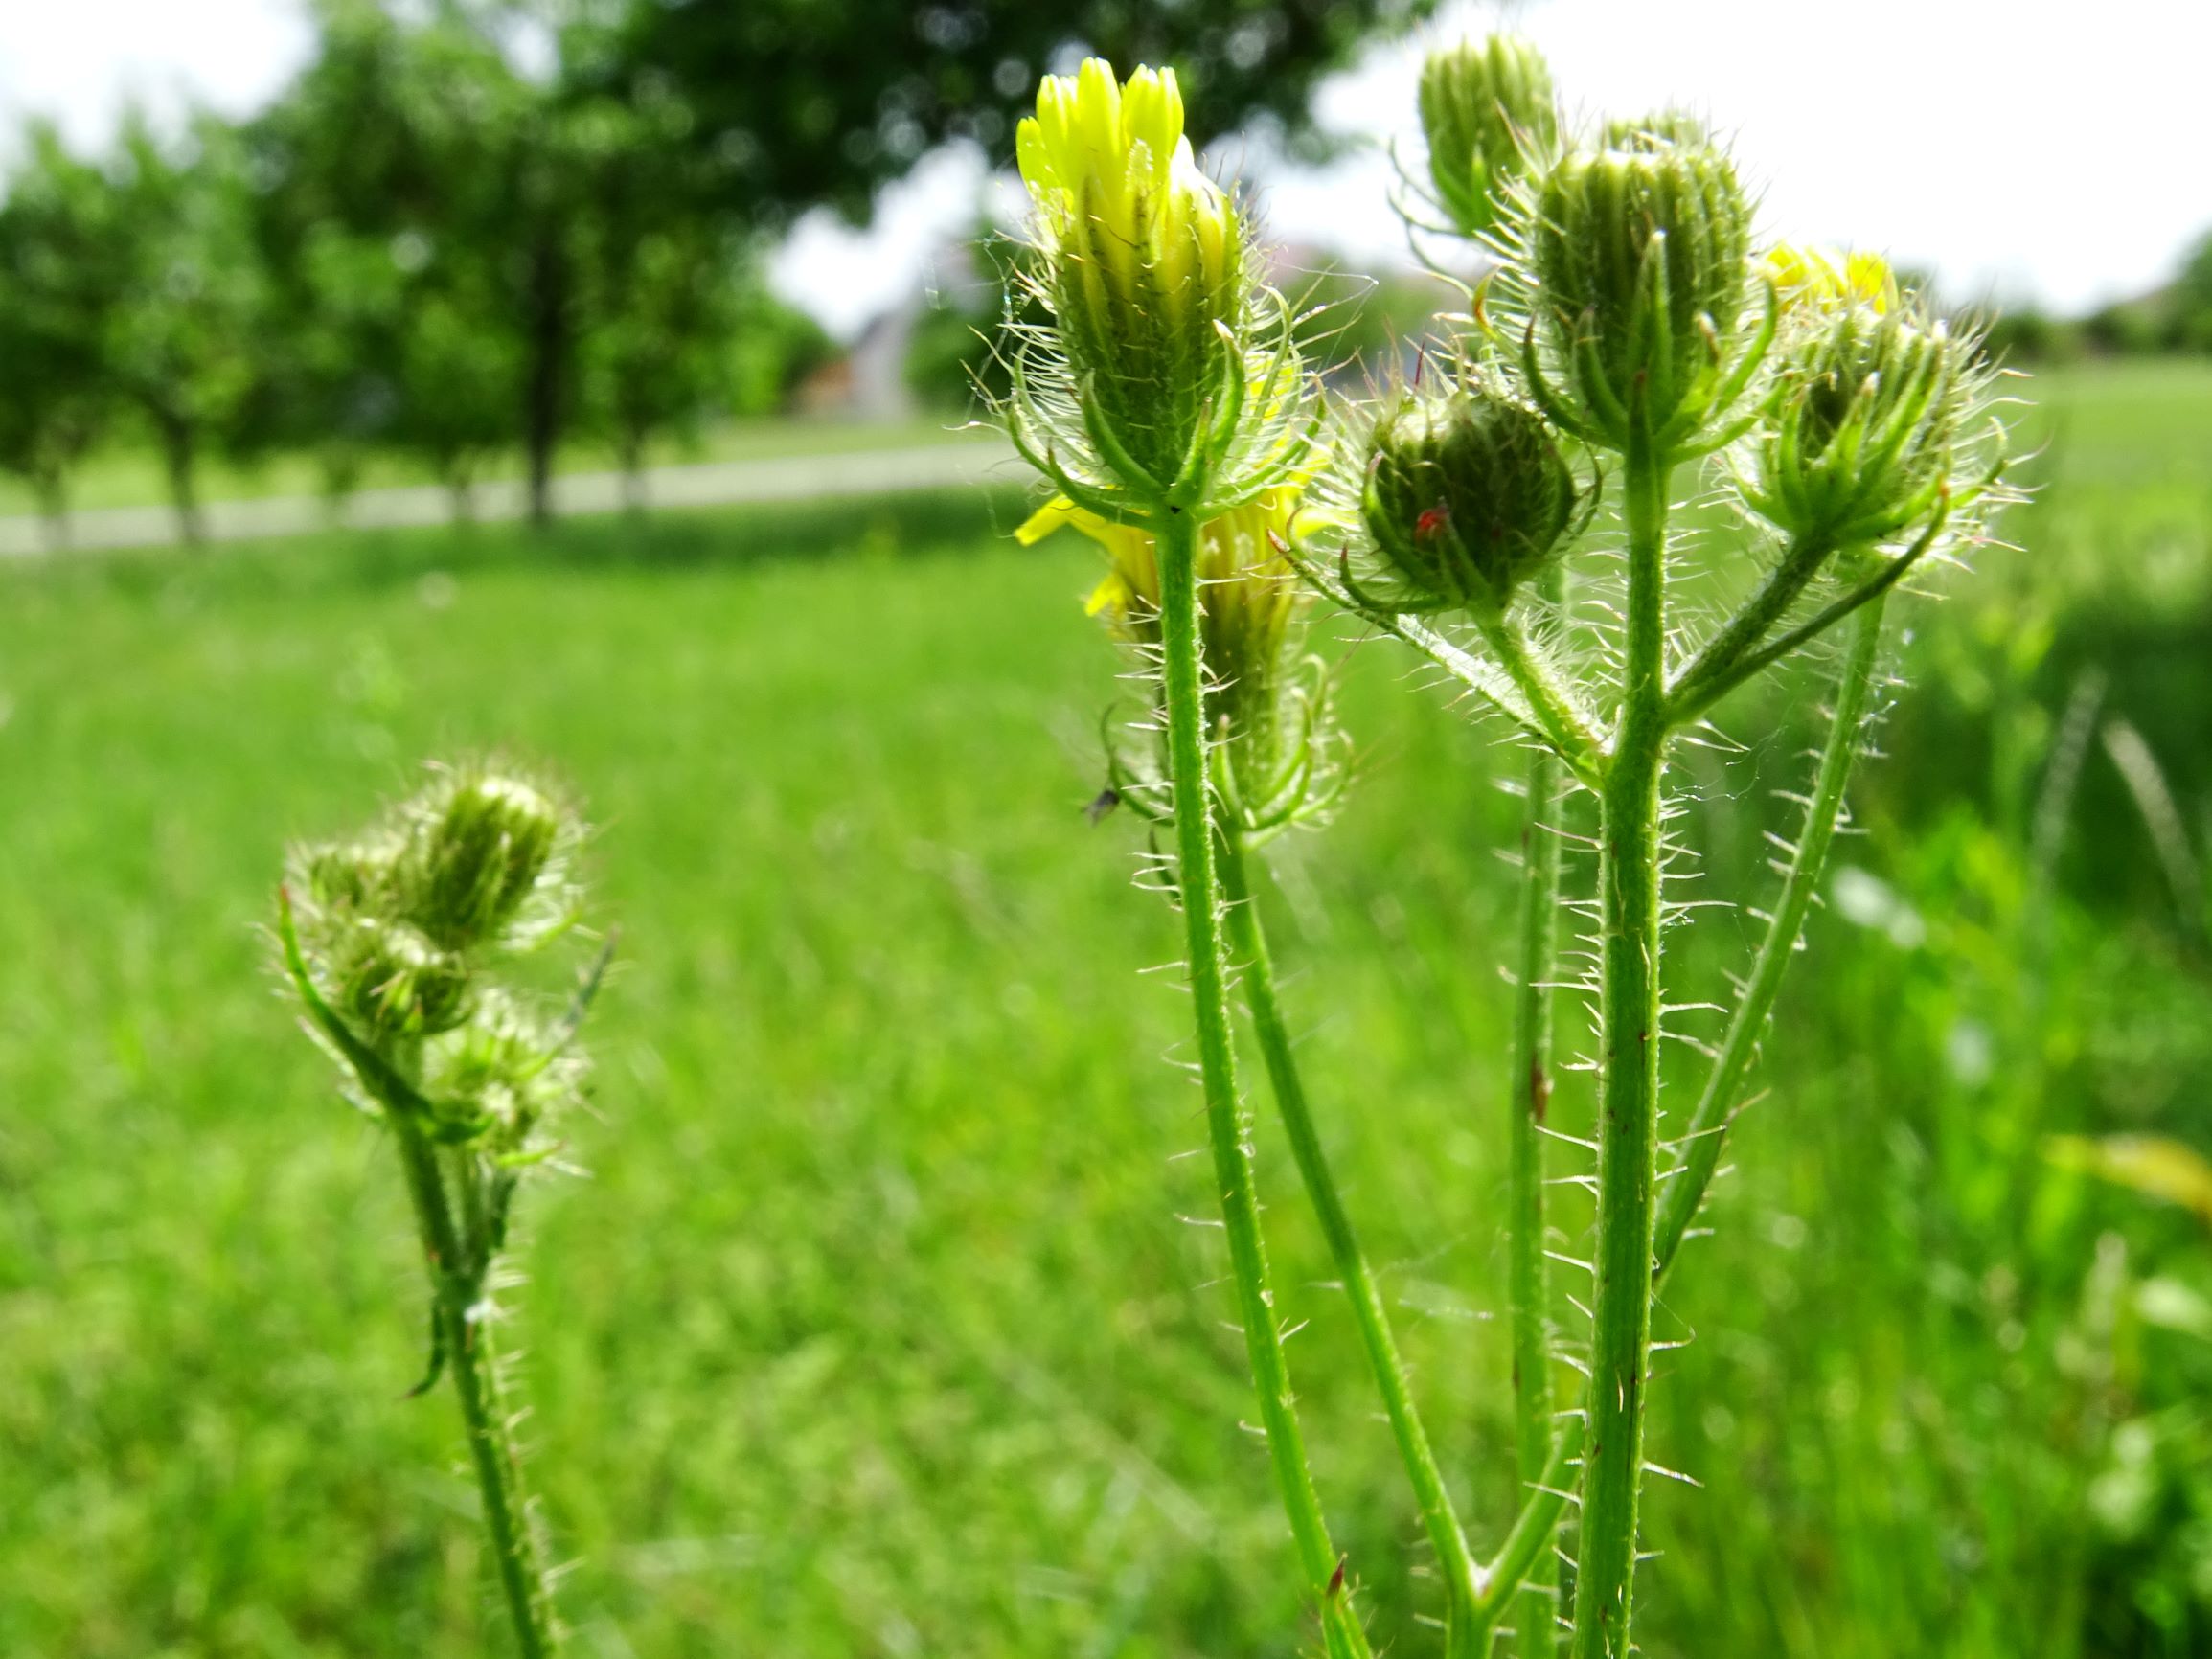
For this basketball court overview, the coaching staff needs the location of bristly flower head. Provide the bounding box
[1738,246,2003,548]
[1015,60,1248,496]
[1418,35,1558,239]
[1516,124,1762,453]
[280,761,594,1156]
[1354,381,1584,615]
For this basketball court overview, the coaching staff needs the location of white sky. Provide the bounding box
[3,0,2204,339]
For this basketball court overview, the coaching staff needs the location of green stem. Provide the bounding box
[1652,598,1886,1288]
[1663,530,1836,716]
[1507,665,1564,1659]
[1473,610,1608,773]
[1154,504,1369,1659]
[1218,829,1484,1653]
[391,1115,560,1659]
[1570,438,1671,1659]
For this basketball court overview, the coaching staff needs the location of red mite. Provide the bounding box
[1415,504,1451,541]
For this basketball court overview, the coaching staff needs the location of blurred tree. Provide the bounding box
[2171,229,2212,353]
[0,124,115,548]
[578,219,749,509]
[249,1,535,513]
[575,217,832,507]
[100,114,280,545]
[583,0,1446,228]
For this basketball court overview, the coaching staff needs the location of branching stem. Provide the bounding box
[1153,504,1371,1659]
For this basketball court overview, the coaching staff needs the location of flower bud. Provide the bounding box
[334,919,471,1040]
[1358,387,1581,614]
[1741,294,1980,546]
[1765,242,1899,319]
[1016,59,1245,490]
[1419,35,1557,239]
[402,772,569,952]
[1532,136,1754,445]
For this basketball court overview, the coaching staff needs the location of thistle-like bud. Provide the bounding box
[1418,35,1557,239]
[1357,387,1581,614]
[1016,59,1244,491]
[333,918,472,1040]
[400,772,568,952]
[1740,284,1987,547]
[1530,134,1756,447]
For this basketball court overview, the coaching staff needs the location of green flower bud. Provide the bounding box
[334,919,471,1040]
[1742,298,1982,546]
[424,990,577,1151]
[1419,35,1558,239]
[1532,136,1755,447]
[1358,387,1581,614]
[1016,59,1245,491]
[402,772,569,953]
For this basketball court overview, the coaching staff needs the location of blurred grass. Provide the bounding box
[0,362,2208,1657]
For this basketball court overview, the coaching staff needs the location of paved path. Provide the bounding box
[0,438,1020,557]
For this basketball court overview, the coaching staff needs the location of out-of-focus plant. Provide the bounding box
[273,762,610,1659]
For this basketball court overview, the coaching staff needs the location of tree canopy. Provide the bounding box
[585,0,1445,223]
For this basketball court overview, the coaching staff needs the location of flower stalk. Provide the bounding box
[1153,508,1370,1659]
[1505,566,1565,1659]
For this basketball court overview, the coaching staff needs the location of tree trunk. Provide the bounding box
[619,431,648,514]
[156,412,204,546]
[34,472,70,554]
[523,228,571,529]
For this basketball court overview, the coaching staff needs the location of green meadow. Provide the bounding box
[2,361,2207,1658]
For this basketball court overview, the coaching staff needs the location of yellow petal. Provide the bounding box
[1015,496,1082,546]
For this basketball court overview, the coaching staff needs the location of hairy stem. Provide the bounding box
[1570,438,1670,1659]
[1154,504,1369,1659]
[1664,530,1836,716]
[390,1116,560,1659]
[1508,649,1565,1659]
[1217,829,1485,1653]
[1473,610,1608,774]
[1653,597,1886,1287]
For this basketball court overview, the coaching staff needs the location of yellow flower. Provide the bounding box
[1013,60,1244,489]
[1016,490,1303,668]
[1765,243,1899,317]
[1015,60,1235,303]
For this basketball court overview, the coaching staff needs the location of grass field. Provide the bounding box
[1,362,2208,1658]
